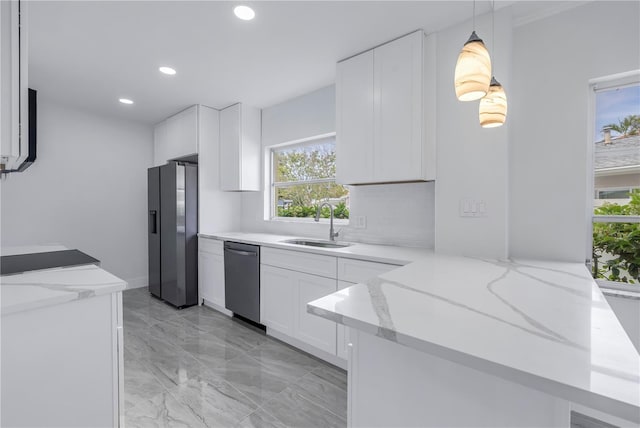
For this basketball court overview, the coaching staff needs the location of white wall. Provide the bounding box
[509,1,640,262]
[241,85,435,248]
[434,8,512,259]
[0,98,153,287]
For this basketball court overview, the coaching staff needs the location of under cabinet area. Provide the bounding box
[198,237,230,314]
[336,30,436,185]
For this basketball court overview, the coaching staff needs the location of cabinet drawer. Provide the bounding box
[262,247,337,279]
[199,237,223,255]
[337,258,401,284]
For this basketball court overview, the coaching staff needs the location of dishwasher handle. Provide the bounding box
[225,248,257,257]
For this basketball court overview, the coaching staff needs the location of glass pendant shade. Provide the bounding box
[479,77,507,128]
[454,31,492,101]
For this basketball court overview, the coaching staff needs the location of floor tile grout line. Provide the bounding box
[294,389,348,424]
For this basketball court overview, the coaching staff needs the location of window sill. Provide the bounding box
[597,280,640,300]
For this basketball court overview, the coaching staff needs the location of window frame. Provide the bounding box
[587,70,640,292]
[267,133,348,223]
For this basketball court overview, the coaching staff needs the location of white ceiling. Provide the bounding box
[28,1,581,124]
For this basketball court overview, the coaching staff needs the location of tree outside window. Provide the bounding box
[271,136,349,219]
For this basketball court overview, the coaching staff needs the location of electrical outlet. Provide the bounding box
[459,199,487,217]
[353,216,367,229]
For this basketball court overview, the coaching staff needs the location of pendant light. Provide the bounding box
[454,0,492,101]
[479,1,508,128]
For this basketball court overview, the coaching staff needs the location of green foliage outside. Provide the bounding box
[277,202,349,219]
[605,114,640,137]
[592,189,640,284]
[274,142,349,219]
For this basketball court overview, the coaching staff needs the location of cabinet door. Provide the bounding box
[336,280,353,360]
[374,31,423,182]
[336,50,375,185]
[295,271,337,354]
[153,121,169,167]
[260,265,295,336]
[219,104,241,191]
[211,253,225,308]
[219,103,261,191]
[154,106,198,166]
[198,250,216,304]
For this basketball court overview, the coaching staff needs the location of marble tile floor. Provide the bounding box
[122,287,347,427]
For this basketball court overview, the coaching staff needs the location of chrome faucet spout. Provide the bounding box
[315,202,339,241]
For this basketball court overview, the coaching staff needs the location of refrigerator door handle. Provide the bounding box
[149,210,157,234]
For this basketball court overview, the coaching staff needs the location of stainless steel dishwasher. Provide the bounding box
[224,241,261,324]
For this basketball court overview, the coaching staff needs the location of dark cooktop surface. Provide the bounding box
[0,250,99,276]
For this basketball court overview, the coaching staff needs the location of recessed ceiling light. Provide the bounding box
[234,5,255,21]
[119,98,134,105]
[159,66,176,75]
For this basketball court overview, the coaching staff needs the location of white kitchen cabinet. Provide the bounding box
[2,291,123,427]
[261,264,295,337]
[153,105,198,166]
[295,271,338,354]
[336,30,436,184]
[336,280,353,360]
[219,103,261,191]
[198,237,230,314]
[336,50,374,185]
[0,0,29,172]
[261,247,338,357]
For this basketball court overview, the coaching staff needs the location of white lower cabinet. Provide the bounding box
[261,263,337,354]
[260,246,404,365]
[336,280,354,360]
[198,238,228,312]
[261,264,295,336]
[295,272,338,354]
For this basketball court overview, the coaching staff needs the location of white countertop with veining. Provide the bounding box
[308,253,640,423]
[1,246,127,315]
[199,232,432,265]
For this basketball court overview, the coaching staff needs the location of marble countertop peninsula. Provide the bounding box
[308,253,640,423]
[199,232,432,265]
[1,245,127,315]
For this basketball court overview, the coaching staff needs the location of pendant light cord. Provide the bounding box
[473,0,476,30]
[491,0,495,75]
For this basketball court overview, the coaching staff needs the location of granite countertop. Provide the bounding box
[308,253,640,423]
[1,246,127,315]
[199,232,432,265]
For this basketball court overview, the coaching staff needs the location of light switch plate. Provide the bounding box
[459,199,487,217]
[353,216,367,229]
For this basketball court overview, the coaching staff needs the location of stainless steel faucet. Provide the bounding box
[315,202,339,241]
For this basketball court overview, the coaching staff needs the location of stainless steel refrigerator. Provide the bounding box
[148,162,198,308]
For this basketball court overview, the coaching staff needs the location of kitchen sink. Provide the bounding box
[281,239,353,249]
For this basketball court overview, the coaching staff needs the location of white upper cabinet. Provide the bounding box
[336,30,436,185]
[153,105,198,166]
[336,50,375,185]
[0,0,29,173]
[219,103,261,191]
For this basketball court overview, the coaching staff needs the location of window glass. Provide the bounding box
[271,137,349,219]
[592,82,640,286]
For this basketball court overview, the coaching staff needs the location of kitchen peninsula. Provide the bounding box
[308,253,640,427]
[1,245,126,427]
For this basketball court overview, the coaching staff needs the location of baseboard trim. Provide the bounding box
[267,328,347,370]
[124,276,148,289]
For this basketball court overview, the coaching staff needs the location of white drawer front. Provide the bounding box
[261,247,337,279]
[199,237,223,255]
[337,258,401,284]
